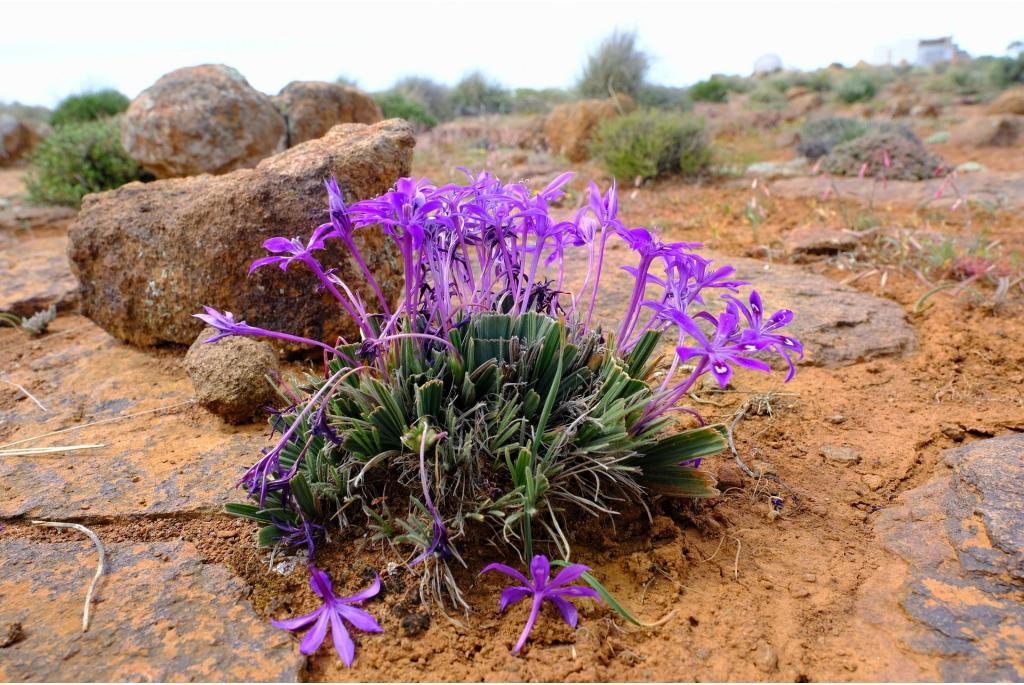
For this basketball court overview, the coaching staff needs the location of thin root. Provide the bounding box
[31,520,106,632]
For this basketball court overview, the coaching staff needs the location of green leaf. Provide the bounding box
[550,561,661,627]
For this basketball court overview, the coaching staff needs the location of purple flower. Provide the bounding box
[248,223,333,274]
[481,554,601,654]
[271,565,383,667]
[193,306,343,356]
[668,304,772,389]
[725,290,803,381]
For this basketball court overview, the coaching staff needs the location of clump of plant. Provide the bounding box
[835,73,877,103]
[450,71,511,117]
[24,119,145,207]
[591,110,711,181]
[823,130,946,181]
[577,29,650,99]
[796,117,868,159]
[991,53,1024,89]
[747,81,787,109]
[374,91,438,130]
[50,89,130,127]
[203,171,799,664]
[689,76,730,103]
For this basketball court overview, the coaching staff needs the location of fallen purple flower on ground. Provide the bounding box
[271,565,382,667]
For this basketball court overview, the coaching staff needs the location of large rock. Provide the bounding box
[873,435,1024,680]
[0,115,40,166]
[274,81,382,146]
[987,87,1024,115]
[950,115,1023,147]
[543,94,633,162]
[68,119,413,350]
[121,64,287,177]
[0,538,302,681]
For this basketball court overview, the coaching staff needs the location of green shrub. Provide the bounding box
[591,110,711,181]
[374,91,438,129]
[992,54,1024,88]
[748,81,787,108]
[24,118,144,207]
[450,71,510,117]
[796,117,868,159]
[689,76,730,102]
[635,84,692,111]
[794,69,834,93]
[835,73,877,103]
[393,75,454,121]
[508,87,573,114]
[50,89,130,127]
[577,30,650,99]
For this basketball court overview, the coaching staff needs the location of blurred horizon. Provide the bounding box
[3,0,1023,107]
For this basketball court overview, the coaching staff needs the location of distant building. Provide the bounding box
[916,37,969,66]
[753,54,783,75]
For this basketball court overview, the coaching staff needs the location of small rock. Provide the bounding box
[783,226,860,258]
[803,573,817,583]
[827,414,847,425]
[215,529,238,539]
[750,459,777,477]
[955,161,987,174]
[862,473,885,491]
[949,115,1023,148]
[754,639,778,672]
[185,327,279,424]
[1,621,24,648]
[716,463,746,490]
[941,424,966,442]
[987,87,1024,115]
[790,585,811,598]
[820,444,861,465]
[400,611,431,637]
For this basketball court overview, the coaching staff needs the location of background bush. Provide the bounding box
[24,118,144,207]
[991,54,1024,88]
[748,81,787,108]
[50,89,130,127]
[374,91,438,129]
[392,76,454,121]
[688,76,730,103]
[450,71,510,117]
[577,30,650,99]
[835,73,877,103]
[635,84,692,111]
[591,110,711,181]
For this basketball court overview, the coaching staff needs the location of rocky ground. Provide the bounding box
[1,101,1023,682]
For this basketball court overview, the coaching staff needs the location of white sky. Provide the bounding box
[2,0,1023,107]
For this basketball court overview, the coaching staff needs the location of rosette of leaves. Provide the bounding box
[229,311,723,603]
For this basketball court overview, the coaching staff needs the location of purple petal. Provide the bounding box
[529,555,550,587]
[271,607,322,632]
[337,604,384,633]
[308,565,335,600]
[480,562,530,585]
[730,355,772,373]
[547,596,578,628]
[299,611,330,655]
[548,563,591,589]
[248,255,284,274]
[329,610,356,667]
[552,585,601,601]
[343,574,381,604]
[263,237,296,253]
[710,359,733,389]
[499,586,532,612]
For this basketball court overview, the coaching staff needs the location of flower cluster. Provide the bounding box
[202,170,800,665]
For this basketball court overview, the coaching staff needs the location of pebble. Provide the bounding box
[754,639,778,673]
[862,474,885,491]
[826,414,847,424]
[790,586,811,598]
[215,529,238,539]
[819,444,861,465]
[716,463,746,490]
[803,573,817,583]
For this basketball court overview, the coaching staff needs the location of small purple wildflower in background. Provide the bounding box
[271,565,382,667]
[481,555,601,654]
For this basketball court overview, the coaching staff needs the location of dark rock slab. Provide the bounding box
[0,538,302,681]
[875,435,1024,681]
